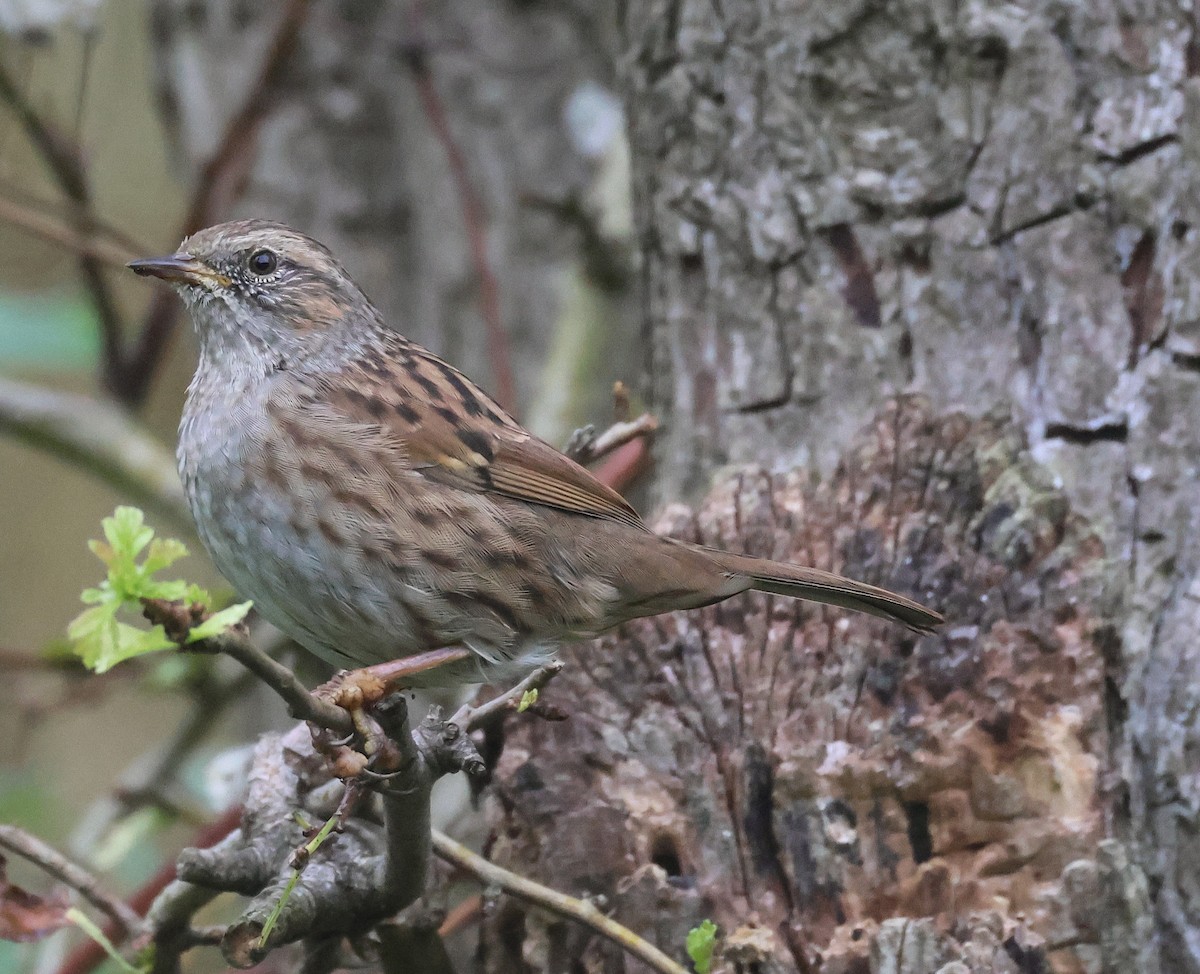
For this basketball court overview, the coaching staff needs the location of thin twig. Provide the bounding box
[431,830,689,974]
[449,661,563,731]
[403,8,517,415]
[437,893,483,938]
[0,59,126,397]
[125,0,313,404]
[0,825,140,936]
[565,413,659,466]
[0,191,141,266]
[143,601,353,735]
[56,807,242,974]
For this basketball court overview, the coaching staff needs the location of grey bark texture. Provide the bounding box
[149,0,1200,972]
[484,1,1200,973]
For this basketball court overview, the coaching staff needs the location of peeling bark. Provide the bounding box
[483,400,1142,972]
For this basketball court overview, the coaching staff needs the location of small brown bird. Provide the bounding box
[129,221,942,685]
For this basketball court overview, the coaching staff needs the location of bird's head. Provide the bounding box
[129,220,377,364]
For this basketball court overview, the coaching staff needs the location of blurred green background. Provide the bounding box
[0,0,227,944]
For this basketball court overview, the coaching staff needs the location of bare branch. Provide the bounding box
[0,825,140,936]
[0,59,126,398]
[564,413,659,466]
[0,376,190,531]
[0,192,141,267]
[140,599,352,735]
[431,830,690,974]
[449,661,564,731]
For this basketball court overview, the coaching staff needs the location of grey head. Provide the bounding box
[128,220,383,366]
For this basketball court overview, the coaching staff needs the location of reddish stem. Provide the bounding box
[404,33,518,416]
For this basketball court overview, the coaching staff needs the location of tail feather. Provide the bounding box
[711,550,944,634]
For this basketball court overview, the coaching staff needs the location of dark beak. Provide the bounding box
[127,255,229,288]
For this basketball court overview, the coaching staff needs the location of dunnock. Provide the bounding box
[129,220,942,686]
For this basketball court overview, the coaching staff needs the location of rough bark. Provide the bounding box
[482,399,1134,973]
[481,1,1200,972]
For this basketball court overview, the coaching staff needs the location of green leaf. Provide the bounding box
[86,539,115,568]
[518,688,538,713]
[71,507,225,672]
[140,577,190,602]
[686,920,718,974]
[143,537,189,575]
[186,602,253,642]
[78,618,174,674]
[104,507,154,561]
[67,604,119,670]
[184,583,210,605]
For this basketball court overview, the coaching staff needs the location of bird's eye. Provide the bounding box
[247,249,278,276]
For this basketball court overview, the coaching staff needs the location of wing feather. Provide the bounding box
[310,338,646,530]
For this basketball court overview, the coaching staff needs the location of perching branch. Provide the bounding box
[159,694,490,970]
[140,598,352,734]
[449,660,564,730]
[0,825,141,936]
[431,830,690,974]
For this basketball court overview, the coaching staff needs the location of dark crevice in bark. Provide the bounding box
[1044,421,1129,445]
[992,203,1078,243]
[902,800,933,864]
[1122,229,1160,368]
[1099,133,1180,166]
[823,224,883,328]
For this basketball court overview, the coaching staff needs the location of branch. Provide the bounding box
[0,191,141,267]
[140,879,220,974]
[564,414,659,467]
[174,703,465,969]
[141,599,352,735]
[0,376,191,531]
[0,825,140,936]
[0,59,126,398]
[431,830,689,974]
[57,807,242,974]
[449,661,563,731]
[124,0,313,403]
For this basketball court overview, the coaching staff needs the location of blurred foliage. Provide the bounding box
[0,289,99,370]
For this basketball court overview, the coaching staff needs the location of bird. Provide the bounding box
[128,220,942,687]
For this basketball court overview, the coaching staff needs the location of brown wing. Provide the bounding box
[314,337,647,531]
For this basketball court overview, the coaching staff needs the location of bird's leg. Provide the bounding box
[310,647,473,779]
[312,647,473,711]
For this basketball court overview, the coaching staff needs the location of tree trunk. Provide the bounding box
[480,2,1200,972]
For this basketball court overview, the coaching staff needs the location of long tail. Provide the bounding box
[710,550,944,634]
